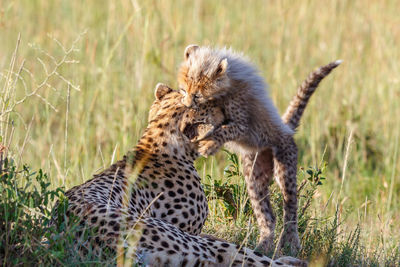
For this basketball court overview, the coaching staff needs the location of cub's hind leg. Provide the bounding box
[242,61,342,254]
[242,142,300,256]
[242,149,277,254]
[272,136,300,255]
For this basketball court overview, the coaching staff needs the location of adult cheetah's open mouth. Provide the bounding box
[179,105,226,142]
[182,122,215,141]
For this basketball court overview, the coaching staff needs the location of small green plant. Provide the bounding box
[0,157,61,264]
[0,156,115,266]
[305,164,326,186]
[204,153,400,266]
[203,150,252,220]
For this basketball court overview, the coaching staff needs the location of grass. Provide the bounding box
[0,0,399,266]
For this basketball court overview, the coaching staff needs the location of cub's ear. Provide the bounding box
[215,58,228,75]
[154,83,173,100]
[184,44,199,60]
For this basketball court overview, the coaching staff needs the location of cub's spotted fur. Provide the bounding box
[179,45,299,253]
[178,45,341,254]
[53,84,306,266]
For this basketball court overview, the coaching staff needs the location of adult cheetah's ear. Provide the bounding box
[184,44,199,60]
[155,83,173,100]
[215,58,228,76]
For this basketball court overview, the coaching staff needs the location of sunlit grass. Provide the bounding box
[0,0,399,265]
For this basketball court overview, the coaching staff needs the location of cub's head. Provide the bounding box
[148,83,224,146]
[178,45,231,108]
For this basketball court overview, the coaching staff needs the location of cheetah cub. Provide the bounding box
[178,45,299,254]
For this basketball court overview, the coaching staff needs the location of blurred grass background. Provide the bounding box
[1,0,399,264]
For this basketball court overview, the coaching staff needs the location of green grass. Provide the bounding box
[1,0,399,266]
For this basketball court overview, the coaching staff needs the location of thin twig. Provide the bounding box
[64,84,71,185]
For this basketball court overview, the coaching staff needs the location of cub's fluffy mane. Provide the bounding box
[186,46,293,136]
[187,46,263,87]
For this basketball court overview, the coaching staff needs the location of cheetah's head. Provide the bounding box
[148,83,224,147]
[178,45,231,108]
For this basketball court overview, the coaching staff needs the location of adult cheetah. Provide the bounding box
[53,84,305,266]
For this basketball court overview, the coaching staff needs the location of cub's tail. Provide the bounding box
[282,60,342,130]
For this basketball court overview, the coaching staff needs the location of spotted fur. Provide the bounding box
[282,60,342,130]
[52,84,307,266]
[179,46,341,255]
[242,60,342,253]
[178,45,300,254]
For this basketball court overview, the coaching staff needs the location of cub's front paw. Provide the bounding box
[191,124,215,142]
[198,139,220,157]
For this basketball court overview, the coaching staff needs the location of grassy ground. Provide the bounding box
[1,0,399,266]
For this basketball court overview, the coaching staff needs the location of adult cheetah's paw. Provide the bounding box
[198,139,221,157]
